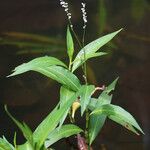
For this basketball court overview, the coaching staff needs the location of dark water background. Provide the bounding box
[0,0,150,149]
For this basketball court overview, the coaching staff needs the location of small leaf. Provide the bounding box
[80,85,95,116]
[33,89,81,149]
[91,104,144,135]
[8,65,81,92]
[72,29,122,72]
[45,124,82,148]
[5,105,33,146]
[0,137,14,150]
[66,26,74,61]
[104,77,119,94]
[13,132,17,149]
[59,86,75,127]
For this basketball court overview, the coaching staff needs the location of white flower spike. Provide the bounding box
[81,2,87,29]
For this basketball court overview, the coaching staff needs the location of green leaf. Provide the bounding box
[80,85,95,116]
[66,26,74,61]
[17,142,33,150]
[45,124,82,148]
[91,104,144,135]
[0,137,14,150]
[72,29,122,72]
[89,114,106,145]
[8,56,67,76]
[4,105,33,146]
[34,66,81,91]
[72,52,107,72]
[33,89,81,149]
[88,98,98,111]
[8,65,81,91]
[89,78,119,144]
[104,77,119,94]
[59,86,75,127]
[89,93,112,145]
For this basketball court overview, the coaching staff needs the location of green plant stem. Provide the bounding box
[68,20,82,49]
[85,109,90,150]
[69,20,89,148]
[82,26,88,84]
[68,58,72,71]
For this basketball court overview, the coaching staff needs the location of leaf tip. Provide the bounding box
[4,104,8,112]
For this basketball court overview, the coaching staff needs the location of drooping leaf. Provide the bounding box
[59,86,75,127]
[91,104,144,135]
[89,94,112,145]
[8,65,81,92]
[80,85,95,116]
[45,124,82,148]
[89,78,119,144]
[33,89,81,149]
[72,29,122,72]
[109,115,140,135]
[66,26,74,61]
[89,114,106,145]
[0,136,14,150]
[8,56,67,76]
[4,105,33,146]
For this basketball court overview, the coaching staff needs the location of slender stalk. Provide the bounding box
[68,20,82,49]
[68,58,72,71]
[85,109,90,150]
[67,4,90,148]
[82,27,88,84]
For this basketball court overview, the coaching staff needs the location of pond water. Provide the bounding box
[0,0,150,149]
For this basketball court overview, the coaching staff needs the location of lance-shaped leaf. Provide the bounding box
[91,104,144,135]
[80,85,95,116]
[5,106,33,146]
[72,29,122,72]
[33,89,81,149]
[89,78,119,145]
[8,65,81,91]
[104,77,119,94]
[0,137,14,150]
[45,124,83,148]
[72,52,107,72]
[59,86,75,127]
[66,26,74,61]
[7,56,67,76]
